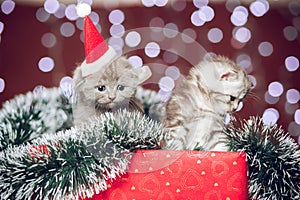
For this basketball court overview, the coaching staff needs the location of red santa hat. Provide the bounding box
[81,16,117,77]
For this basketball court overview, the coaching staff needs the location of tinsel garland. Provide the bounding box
[0,88,73,151]
[0,110,163,200]
[225,117,300,200]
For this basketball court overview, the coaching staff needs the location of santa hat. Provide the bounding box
[80,16,117,77]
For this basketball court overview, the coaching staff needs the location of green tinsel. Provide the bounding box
[225,117,300,200]
[0,110,163,200]
[0,88,73,151]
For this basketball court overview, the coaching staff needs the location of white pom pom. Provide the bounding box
[76,3,91,18]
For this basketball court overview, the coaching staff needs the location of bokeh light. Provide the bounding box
[283,26,298,41]
[225,0,240,12]
[248,75,257,88]
[36,8,50,22]
[0,78,5,93]
[38,57,55,72]
[264,91,279,104]
[44,0,59,14]
[285,56,299,72]
[250,0,269,17]
[165,66,180,80]
[268,81,284,97]
[145,42,160,58]
[125,31,141,47]
[258,41,273,57]
[236,54,253,73]
[54,3,66,19]
[1,0,15,15]
[289,1,300,16]
[193,0,208,8]
[0,22,4,34]
[233,27,251,43]
[65,4,78,21]
[285,102,299,115]
[171,0,186,11]
[128,55,143,68]
[158,89,172,102]
[262,108,279,126]
[149,17,164,28]
[181,28,197,43]
[60,76,74,99]
[230,6,248,26]
[155,0,168,7]
[109,24,125,37]
[191,10,205,26]
[295,109,300,125]
[288,122,300,136]
[286,89,300,104]
[199,5,215,22]
[142,0,155,7]
[33,85,46,96]
[163,23,178,38]
[108,37,124,51]
[109,9,125,25]
[41,33,57,48]
[60,22,75,37]
[163,50,178,64]
[90,12,100,25]
[159,76,175,92]
[208,27,223,43]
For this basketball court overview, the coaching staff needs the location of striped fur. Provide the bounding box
[164,55,252,151]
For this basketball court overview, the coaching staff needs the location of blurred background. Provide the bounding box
[0,0,299,143]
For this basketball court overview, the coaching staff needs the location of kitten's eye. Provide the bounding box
[117,85,125,91]
[97,85,106,92]
[230,95,236,101]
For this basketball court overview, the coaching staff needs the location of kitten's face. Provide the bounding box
[74,57,141,109]
[191,56,252,115]
[210,57,253,114]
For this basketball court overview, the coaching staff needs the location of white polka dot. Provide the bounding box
[159,76,175,92]
[60,22,75,37]
[258,41,273,57]
[110,24,125,37]
[286,89,300,104]
[109,9,125,24]
[283,26,298,41]
[208,28,223,43]
[165,66,180,80]
[268,81,284,97]
[0,78,5,93]
[38,57,55,72]
[295,109,300,125]
[65,4,78,21]
[128,56,143,68]
[145,42,160,58]
[262,108,279,126]
[191,10,205,27]
[125,31,141,47]
[285,56,299,72]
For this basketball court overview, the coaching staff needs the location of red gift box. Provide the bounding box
[89,150,248,200]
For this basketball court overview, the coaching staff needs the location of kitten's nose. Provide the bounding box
[109,96,116,101]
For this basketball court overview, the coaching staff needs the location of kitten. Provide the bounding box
[73,56,151,125]
[163,55,252,151]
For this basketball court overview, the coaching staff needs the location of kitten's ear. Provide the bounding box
[135,65,152,84]
[220,70,237,81]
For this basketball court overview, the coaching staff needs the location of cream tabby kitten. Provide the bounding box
[73,56,151,125]
[164,55,252,151]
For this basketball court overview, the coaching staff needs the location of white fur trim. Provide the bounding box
[81,46,117,77]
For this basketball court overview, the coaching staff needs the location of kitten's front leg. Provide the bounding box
[164,126,187,150]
